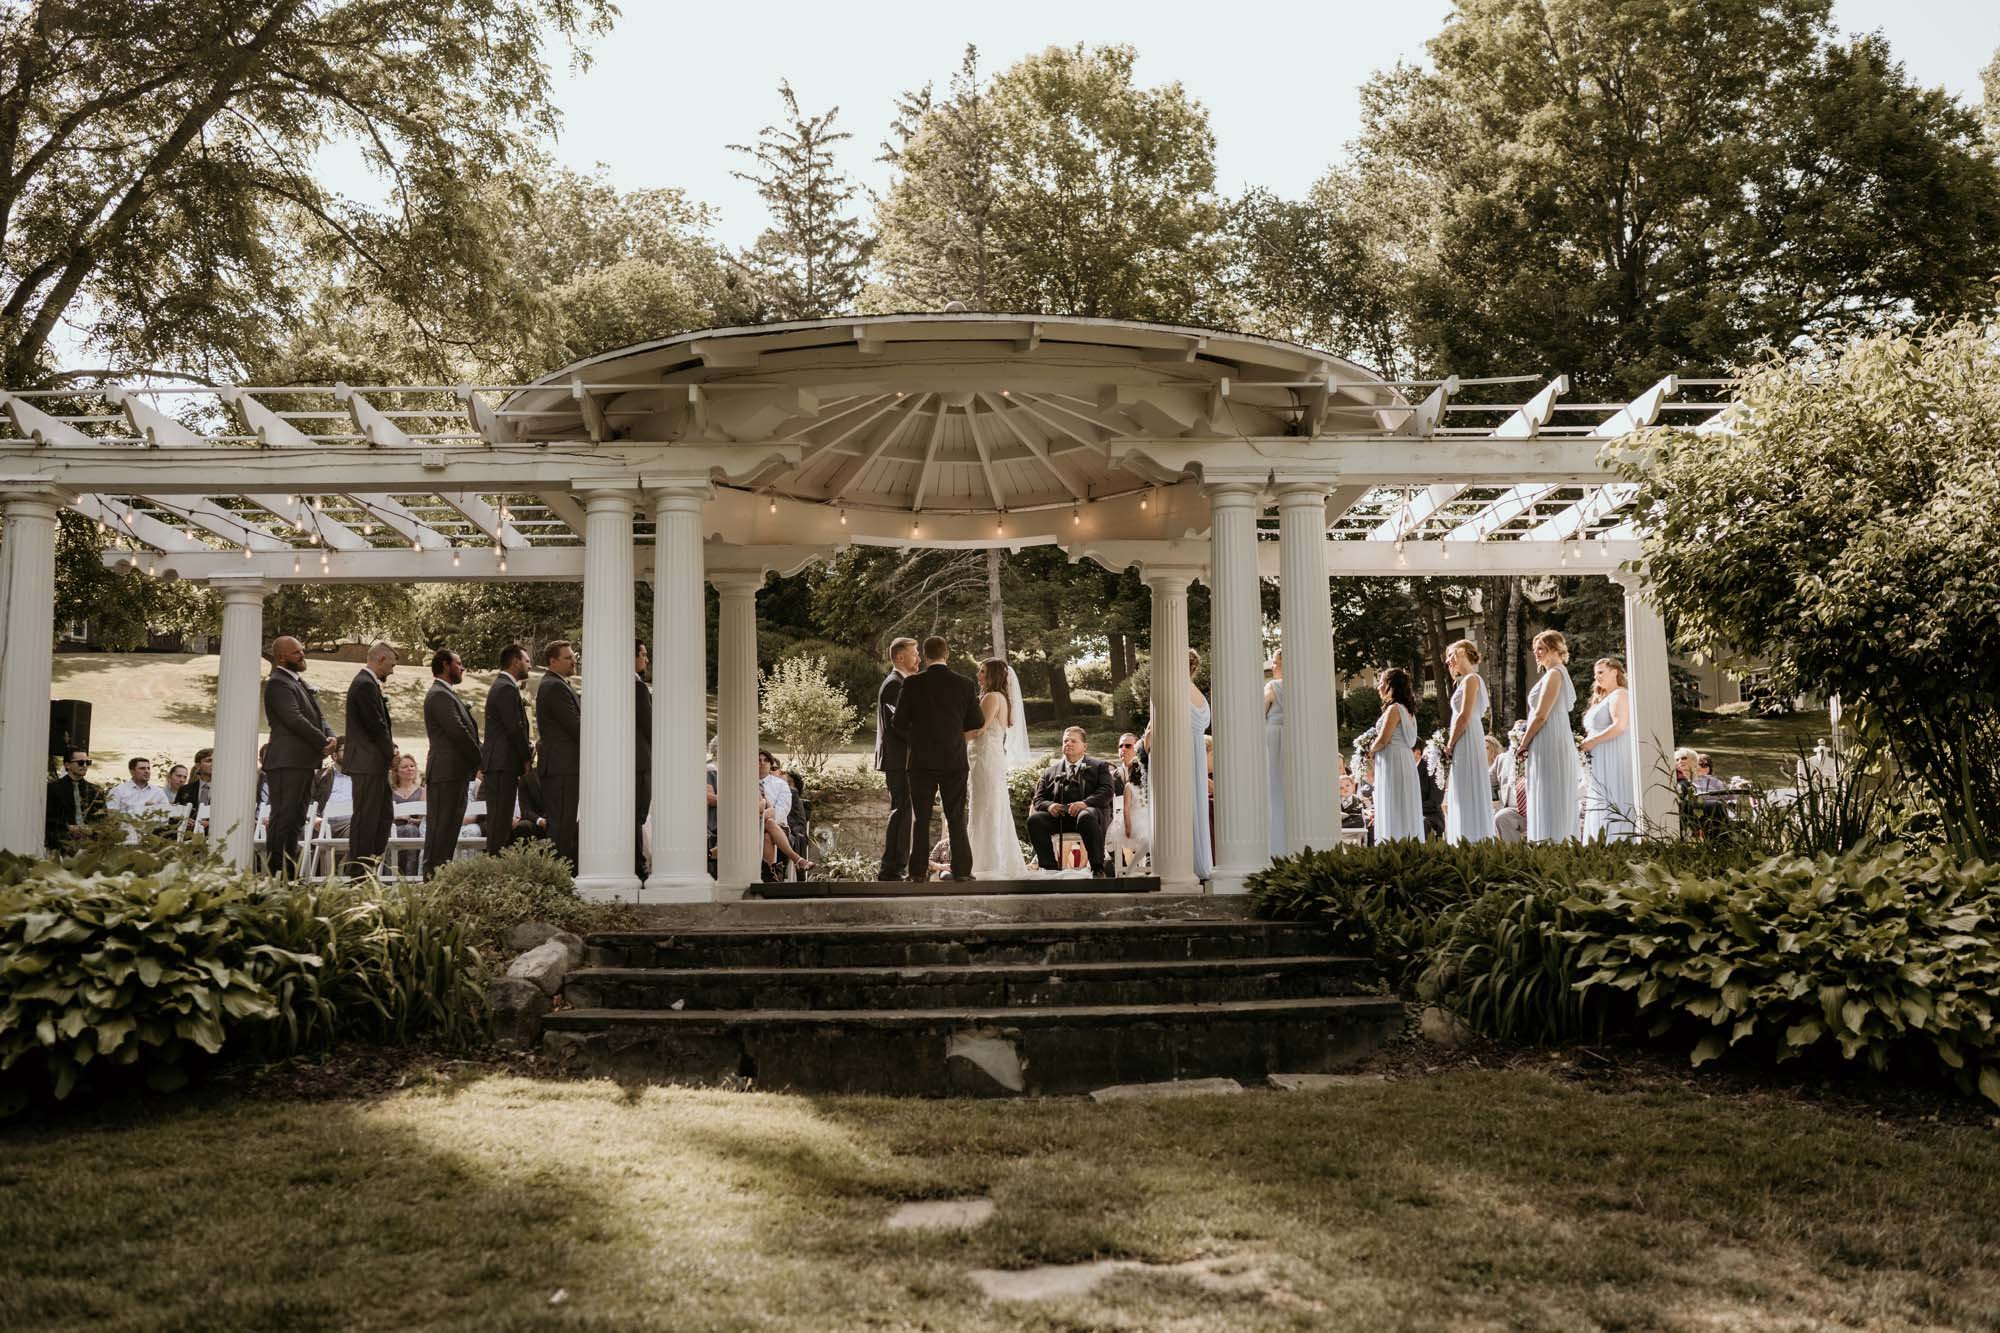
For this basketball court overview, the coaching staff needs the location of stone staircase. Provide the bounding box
[542,898,1403,1096]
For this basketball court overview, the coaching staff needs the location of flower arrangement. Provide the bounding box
[1350,724,1380,786]
[1423,728,1452,785]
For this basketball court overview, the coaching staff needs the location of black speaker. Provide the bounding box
[50,699,91,758]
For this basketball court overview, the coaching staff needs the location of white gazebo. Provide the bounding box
[0,314,1724,899]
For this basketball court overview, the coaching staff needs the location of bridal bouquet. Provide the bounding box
[1350,724,1379,786]
[1423,728,1452,785]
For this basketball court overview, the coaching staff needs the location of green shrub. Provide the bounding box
[1068,660,1114,692]
[1421,883,1610,1042]
[777,638,883,715]
[419,840,627,954]
[760,654,860,773]
[1566,846,2000,1105]
[1111,661,1150,729]
[1022,697,1105,722]
[805,762,888,801]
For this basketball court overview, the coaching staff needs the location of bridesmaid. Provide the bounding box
[1580,657,1637,841]
[1188,648,1214,882]
[1264,648,1286,858]
[1368,667,1424,842]
[1442,639,1497,844]
[1521,630,1581,842]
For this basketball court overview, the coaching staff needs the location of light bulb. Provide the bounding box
[312,497,322,512]
[362,522,374,536]
[412,539,422,552]
[1000,388,1010,397]
[838,509,847,526]
[1072,505,1081,525]
[769,497,777,514]
[1140,493,1149,511]
[498,556,508,573]
[284,495,295,506]
[451,549,461,567]
[911,519,921,538]
[242,546,252,561]
[146,563,157,577]
[995,516,1004,535]
[96,520,106,535]
[292,555,301,574]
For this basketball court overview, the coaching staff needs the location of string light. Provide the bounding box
[1000,388,1010,398]
[1139,490,1150,511]
[292,555,301,575]
[242,546,252,561]
[312,496,322,512]
[1072,503,1081,526]
[838,509,847,526]
[768,496,777,514]
[362,522,375,536]
[498,554,508,573]
[911,518,921,538]
[451,548,461,568]
[412,539,422,552]
[145,562,157,577]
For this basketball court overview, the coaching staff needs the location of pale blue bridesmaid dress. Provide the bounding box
[1444,674,1497,844]
[1265,679,1287,858]
[1525,667,1580,842]
[1371,704,1423,842]
[1191,695,1214,880]
[1582,687,1637,842]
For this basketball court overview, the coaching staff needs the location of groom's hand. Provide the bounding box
[1066,801,1086,816]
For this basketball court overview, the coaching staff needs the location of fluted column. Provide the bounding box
[0,491,59,856]
[648,486,713,901]
[1615,571,1679,835]
[1204,482,1267,894]
[711,571,763,898]
[1147,570,1196,891]
[1276,484,1340,852]
[575,489,641,901]
[209,576,270,869]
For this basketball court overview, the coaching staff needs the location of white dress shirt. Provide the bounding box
[107,779,171,814]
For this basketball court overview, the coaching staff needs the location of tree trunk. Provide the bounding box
[986,548,1007,659]
[1047,657,1074,720]
[1107,630,1128,686]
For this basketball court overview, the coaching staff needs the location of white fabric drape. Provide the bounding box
[1004,664,1032,765]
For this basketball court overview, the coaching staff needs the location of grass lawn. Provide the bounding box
[1679,710,1829,790]
[3,1063,1994,1331]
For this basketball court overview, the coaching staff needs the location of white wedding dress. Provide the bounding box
[968,704,1031,880]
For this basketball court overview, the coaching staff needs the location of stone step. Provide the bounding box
[564,954,1371,1012]
[584,919,1331,970]
[542,995,1405,1097]
[751,876,1161,899]
[625,892,1245,929]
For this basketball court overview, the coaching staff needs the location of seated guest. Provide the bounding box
[513,765,551,844]
[784,769,810,860]
[1691,753,1727,794]
[757,750,814,880]
[46,749,106,853]
[255,743,271,809]
[1672,747,1699,795]
[1494,724,1530,844]
[312,736,355,835]
[389,753,425,876]
[175,748,215,832]
[1339,774,1367,829]
[1104,732,1150,875]
[166,763,189,797]
[1027,727,1113,876]
[107,757,173,816]
[705,739,718,880]
[1415,738,1445,840]
[925,834,954,881]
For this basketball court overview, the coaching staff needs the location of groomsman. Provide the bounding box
[422,649,481,878]
[343,641,397,877]
[634,640,652,880]
[481,643,533,855]
[874,636,919,879]
[263,635,335,878]
[536,640,582,869]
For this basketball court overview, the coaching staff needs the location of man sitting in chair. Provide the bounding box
[1027,727,1113,876]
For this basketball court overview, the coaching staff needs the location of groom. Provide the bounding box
[889,635,985,881]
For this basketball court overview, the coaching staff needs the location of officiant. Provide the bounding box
[1027,727,1113,876]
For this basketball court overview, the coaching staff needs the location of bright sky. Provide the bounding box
[461,0,2000,251]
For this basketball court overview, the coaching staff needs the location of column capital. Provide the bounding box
[1199,477,1266,503]
[207,574,273,600]
[707,568,767,594]
[645,479,713,513]
[578,485,640,512]
[1142,567,1194,594]
[1272,480,1333,507]
[1607,564,1646,594]
[0,485,66,516]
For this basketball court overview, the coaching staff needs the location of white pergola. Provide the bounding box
[0,314,1726,899]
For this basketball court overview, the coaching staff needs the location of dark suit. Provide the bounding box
[481,673,532,856]
[1027,756,1115,875]
[634,672,652,878]
[422,679,482,878]
[44,776,104,854]
[535,671,582,869]
[263,668,332,877]
[888,662,983,880]
[874,669,913,878]
[343,666,394,874]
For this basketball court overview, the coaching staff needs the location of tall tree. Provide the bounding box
[0,0,612,387]
[730,82,871,320]
[872,44,1233,323]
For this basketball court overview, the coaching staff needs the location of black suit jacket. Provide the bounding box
[46,776,104,847]
[264,669,332,770]
[635,674,652,773]
[888,663,983,772]
[423,680,482,784]
[174,778,212,811]
[874,670,908,771]
[1031,757,1114,818]
[536,672,581,777]
[344,667,394,776]
[482,674,532,774]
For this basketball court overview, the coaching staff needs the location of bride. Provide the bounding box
[968,657,1035,879]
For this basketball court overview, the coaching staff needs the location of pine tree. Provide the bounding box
[730,82,872,320]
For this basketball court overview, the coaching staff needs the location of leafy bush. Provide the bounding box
[1565,847,2000,1105]
[778,638,883,715]
[1022,697,1105,723]
[805,761,888,802]
[1421,883,1608,1042]
[760,655,860,773]
[1111,660,1150,729]
[420,840,627,954]
[1068,660,1114,692]
[0,843,489,1112]
[1009,759,1052,844]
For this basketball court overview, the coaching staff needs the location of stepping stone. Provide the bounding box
[885,1198,995,1231]
[1267,1072,1388,1092]
[1089,1077,1242,1103]
[969,1260,1128,1302]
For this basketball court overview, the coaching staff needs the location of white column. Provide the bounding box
[711,571,763,898]
[1617,571,1679,835]
[209,576,269,869]
[0,491,59,856]
[1146,570,1196,891]
[1276,484,1341,852]
[575,489,641,901]
[648,486,712,901]
[1204,482,1267,894]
